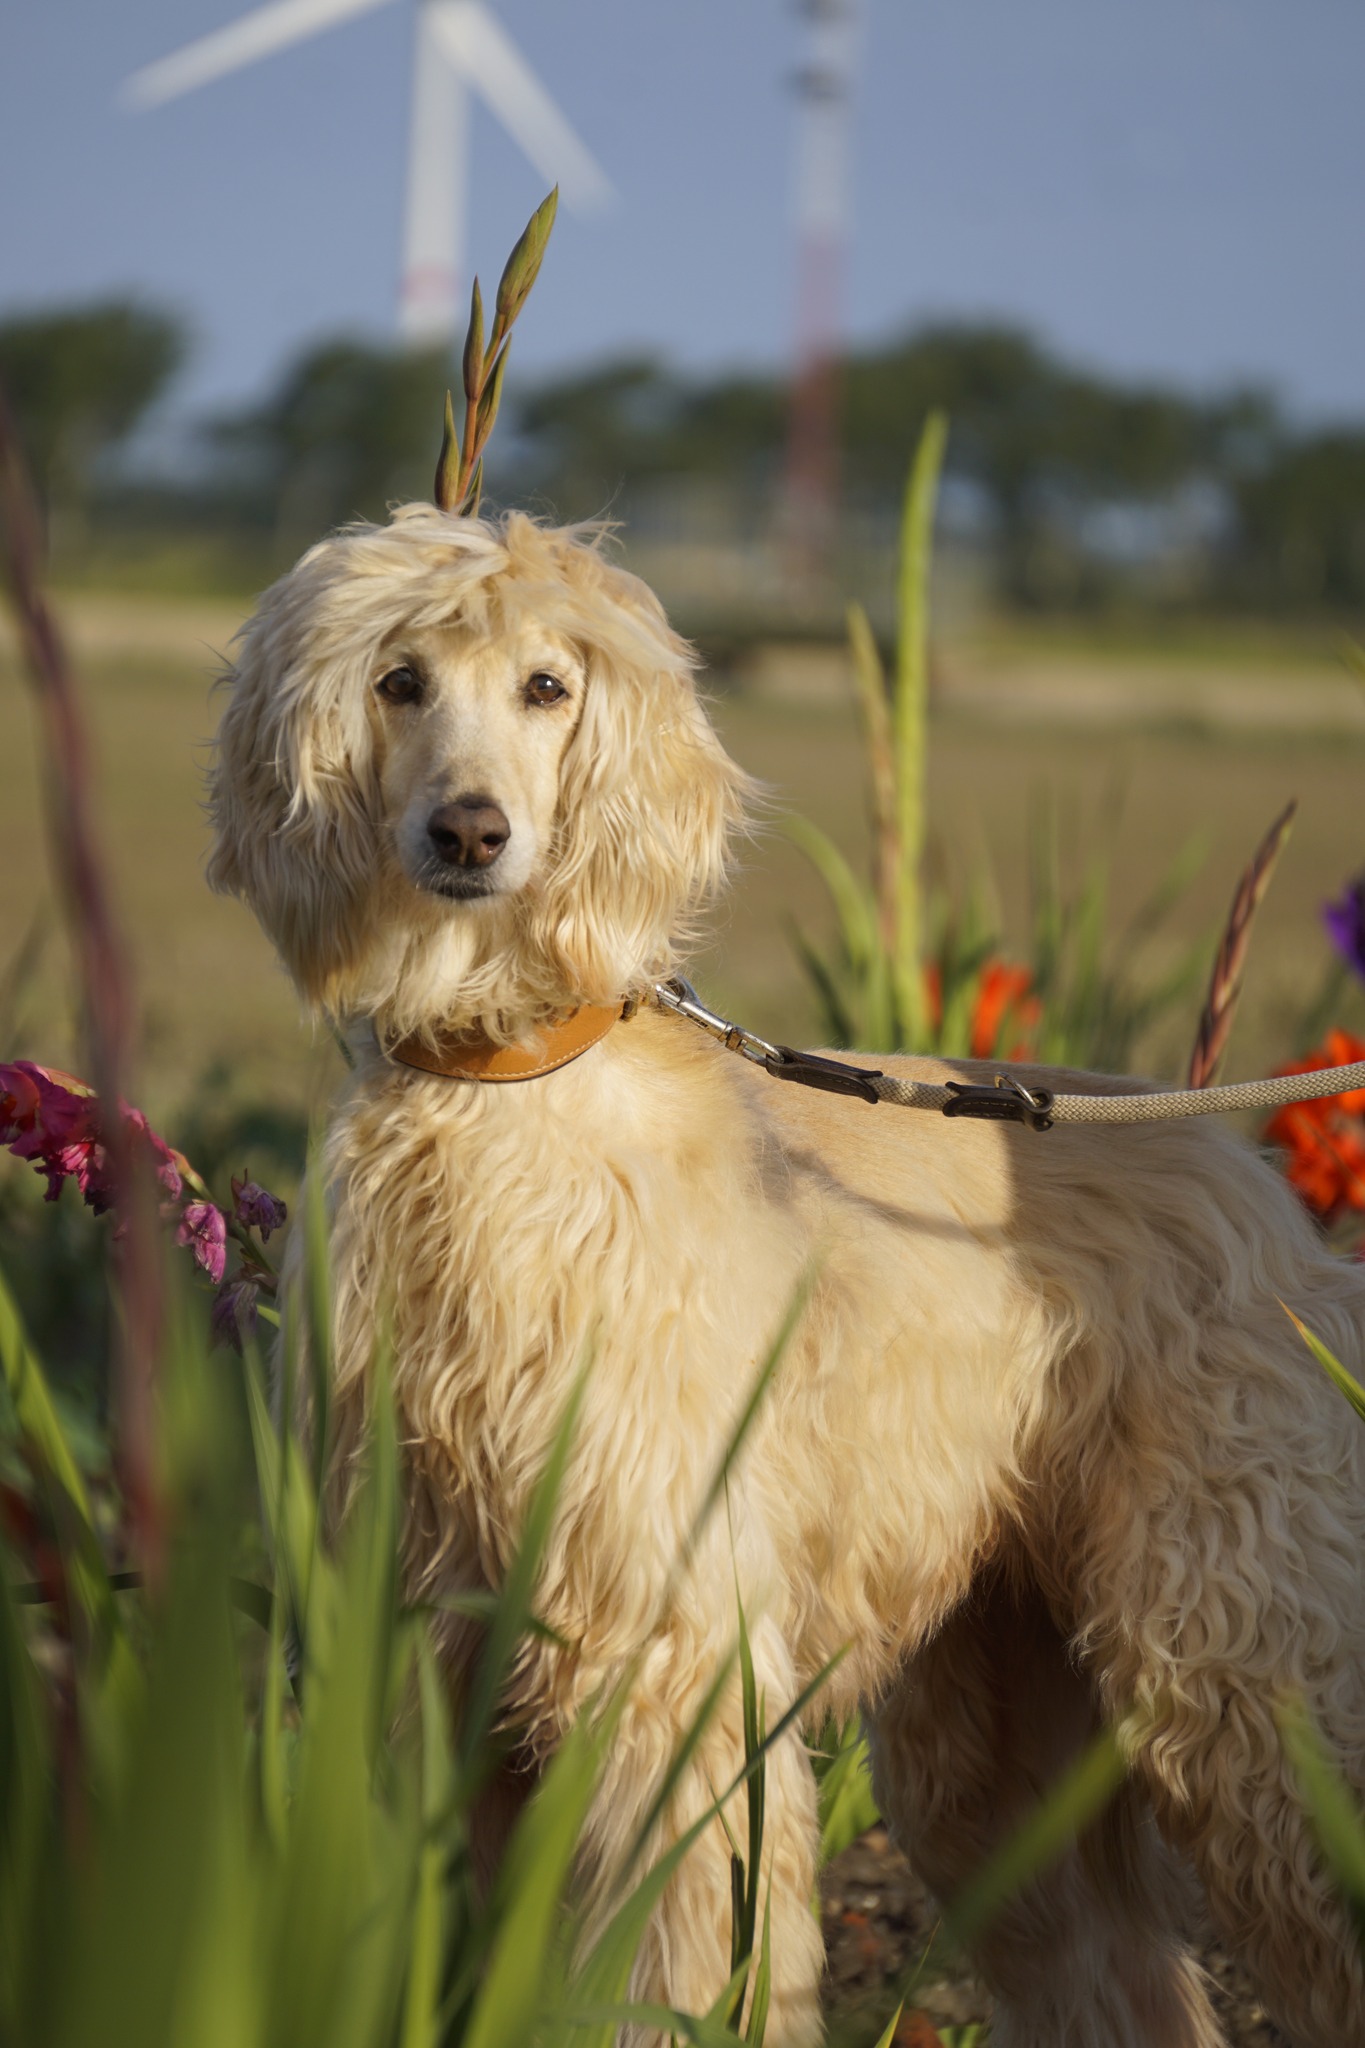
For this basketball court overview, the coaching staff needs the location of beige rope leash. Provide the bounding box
[653,977,1365,1135]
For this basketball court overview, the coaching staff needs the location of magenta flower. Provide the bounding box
[210,1277,260,1352]
[231,1175,287,1240]
[175,1201,228,1285]
[1325,876,1365,982]
[1,1061,103,1204]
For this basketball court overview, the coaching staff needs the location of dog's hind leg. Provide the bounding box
[1056,1279,1365,2048]
[865,1567,1225,2048]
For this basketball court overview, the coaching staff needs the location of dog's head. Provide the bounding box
[207,507,751,1036]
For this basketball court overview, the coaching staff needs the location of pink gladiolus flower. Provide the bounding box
[174,1201,228,1285]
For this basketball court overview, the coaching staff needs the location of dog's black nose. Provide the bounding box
[427,795,511,869]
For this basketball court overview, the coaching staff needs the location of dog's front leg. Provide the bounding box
[568,1603,825,2048]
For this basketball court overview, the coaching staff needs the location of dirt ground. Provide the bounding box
[820,1824,1293,2047]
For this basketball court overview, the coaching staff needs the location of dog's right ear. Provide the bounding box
[207,560,382,1013]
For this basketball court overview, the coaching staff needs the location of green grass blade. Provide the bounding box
[869,2003,906,2048]
[743,1885,772,2045]
[457,1353,590,1782]
[1277,1696,1365,1922]
[399,1639,454,2048]
[945,1722,1128,1950]
[892,409,948,1044]
[0,1258,128,1671]
[814,1720,880,1870]
[463,1711,608,2048]
[0,1555,52,2041]
[303,1162,334,1502]
[783,815,879,979]
[680,1276,816,1582]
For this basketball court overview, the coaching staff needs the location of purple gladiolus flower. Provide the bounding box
[231,1175,287,1240]
[176,1201,228,1285]
[210,1278,260,1352]
[1325,876,1365,981]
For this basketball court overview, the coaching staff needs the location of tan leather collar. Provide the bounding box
[386,1000,631,1084]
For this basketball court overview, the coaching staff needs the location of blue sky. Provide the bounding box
[4,1,1363,428]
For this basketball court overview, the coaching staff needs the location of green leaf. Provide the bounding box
[462,278,485,405]
[1282,1303,1365,1425]
[434,387,460,512]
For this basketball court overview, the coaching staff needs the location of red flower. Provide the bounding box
[923,957,1041,1059]
[969,960,1041,1061]
[1264,1029,1365,1224]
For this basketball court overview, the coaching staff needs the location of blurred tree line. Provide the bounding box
[4,294,1365,617]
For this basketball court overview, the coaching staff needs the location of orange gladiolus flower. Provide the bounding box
[922,958,1040,1060]
[1264,1029,1365,1224]
[969,961,1041,1061]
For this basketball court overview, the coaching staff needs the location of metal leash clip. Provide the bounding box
[654,978,884,1102]
[653,976,782,1066]
[941,1077,1055,1132]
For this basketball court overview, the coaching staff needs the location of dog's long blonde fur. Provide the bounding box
[211,505,1365,2047]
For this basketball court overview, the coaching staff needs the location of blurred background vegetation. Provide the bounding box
[7,295,1365,623]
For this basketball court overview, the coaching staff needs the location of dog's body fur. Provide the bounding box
[211,507,1365,2047]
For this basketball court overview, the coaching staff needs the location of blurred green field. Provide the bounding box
[3,590,1364,1138]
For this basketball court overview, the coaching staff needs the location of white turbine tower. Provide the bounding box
[123,0,612,346]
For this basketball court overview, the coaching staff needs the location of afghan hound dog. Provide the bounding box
[209,504,1365,2047]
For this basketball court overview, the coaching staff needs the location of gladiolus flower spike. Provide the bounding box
[1,1059,285,1341]
[1324,876,1365,983]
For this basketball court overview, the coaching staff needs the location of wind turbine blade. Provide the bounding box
[431,0,613,211]
[122,0,399,110]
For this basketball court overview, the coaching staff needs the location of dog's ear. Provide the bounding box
[541,580,751,994]
[207,556,383,1012]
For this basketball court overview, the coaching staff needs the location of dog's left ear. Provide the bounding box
[542,584,752,994]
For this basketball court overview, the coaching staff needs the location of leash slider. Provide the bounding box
[942,1078,1055,1132]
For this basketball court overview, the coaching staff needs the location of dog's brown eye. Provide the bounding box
[377,665,423,706]
[525,672,567,707]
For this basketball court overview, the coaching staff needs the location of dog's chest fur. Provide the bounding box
[316,1011,1043,1710]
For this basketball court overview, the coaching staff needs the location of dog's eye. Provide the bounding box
[525,672,568,707]
[377,665,423,706]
